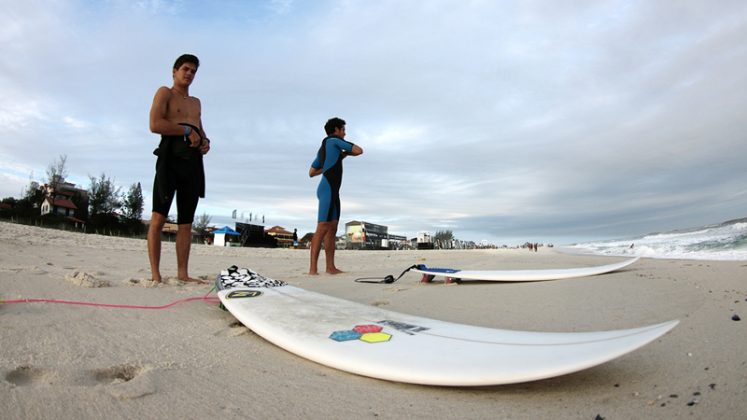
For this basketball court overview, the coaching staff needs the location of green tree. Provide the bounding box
[0,197,18,219]
[88,173,121,217]
[88,173,122,232]
[70,190,89,221]
[434,229,454,249]
[193,213,212,236]
[122,182,144,221]
[121,182,144,234]
[46,154,69,191]
[15,181,45,220]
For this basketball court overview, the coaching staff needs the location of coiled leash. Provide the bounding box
[354,264,420,284]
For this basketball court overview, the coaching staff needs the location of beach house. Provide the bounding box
[265,226,294,248]
[40,177,87,227]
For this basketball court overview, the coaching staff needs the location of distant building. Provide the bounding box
[212,226,241,247]
[40,177,87,227]
[40,194,77,217]
[235,222,277,247]
[155,222,197,241]
[266,226,294,248]
[299,232,314,249]
[344,220,407,250]
[417,231,435,250]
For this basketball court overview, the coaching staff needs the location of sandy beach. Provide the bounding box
[1,221,745,419]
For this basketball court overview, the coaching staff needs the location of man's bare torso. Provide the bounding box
[164,87,202,129]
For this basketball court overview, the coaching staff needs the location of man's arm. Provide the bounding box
[198,117,210,154]
[341,143,363,159]
[149,87,182,135]
[348,144,363,156]
[309,167,322,177]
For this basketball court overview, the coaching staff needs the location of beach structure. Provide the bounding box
[298,232,314,249]
[417,232,435,250]
[40,194,77,218]
[235,222,277,247]
[212,225,241,247]
[40,176,87,227]
[265,226,294,248]
[155,223,197,242]
[344,220,407,250]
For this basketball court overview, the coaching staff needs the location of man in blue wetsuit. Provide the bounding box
[308,117,363,275]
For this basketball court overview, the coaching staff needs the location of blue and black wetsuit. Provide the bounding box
[311,136,355,223]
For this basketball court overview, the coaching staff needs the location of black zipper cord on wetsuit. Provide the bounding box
[354,264,421,284]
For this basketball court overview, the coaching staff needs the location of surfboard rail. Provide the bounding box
[412,257,640,282]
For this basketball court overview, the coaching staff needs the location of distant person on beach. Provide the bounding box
[293,228,299,248]
[147,54,211,284]
[308,117,363,275]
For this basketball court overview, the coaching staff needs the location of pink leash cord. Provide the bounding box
[1,292,220,310]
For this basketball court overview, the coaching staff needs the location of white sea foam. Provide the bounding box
[569,219,747,261]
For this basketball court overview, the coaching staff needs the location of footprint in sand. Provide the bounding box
[91,364,142,384]
[28,266,48,275]
[4,363,155,400]
[90,364,155,400]
[4,365,62,387]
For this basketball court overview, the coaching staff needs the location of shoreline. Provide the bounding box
[1,221,746,419]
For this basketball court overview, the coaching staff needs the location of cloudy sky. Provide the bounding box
[2,0,746,245]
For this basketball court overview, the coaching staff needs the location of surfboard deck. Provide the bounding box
[216,267,677,386]
[413,257,640,282]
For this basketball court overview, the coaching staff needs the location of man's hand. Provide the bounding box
[180,123,203,148]
[199,138,211,155]
[186,129,202,148]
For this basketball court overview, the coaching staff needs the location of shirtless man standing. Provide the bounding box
[147,54,210,283]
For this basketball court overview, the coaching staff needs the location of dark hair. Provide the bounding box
[173,54,200,70]
[324,117,346,135]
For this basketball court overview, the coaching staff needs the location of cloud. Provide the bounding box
[2,1,746,244]
[268,0,294,15]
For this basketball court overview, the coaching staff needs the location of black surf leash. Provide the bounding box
[354,264,421,284]
[179,122,210,146]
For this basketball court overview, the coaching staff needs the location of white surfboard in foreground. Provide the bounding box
[412,257,640,282]
[218,280,677,386]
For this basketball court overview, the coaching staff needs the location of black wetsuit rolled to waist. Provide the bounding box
[152,135,205,224]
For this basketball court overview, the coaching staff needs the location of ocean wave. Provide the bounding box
[571,219,747,261]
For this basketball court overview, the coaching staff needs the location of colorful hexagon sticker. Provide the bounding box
[329,330,362,342]
[359,332,392,343]
[353,324,383,333]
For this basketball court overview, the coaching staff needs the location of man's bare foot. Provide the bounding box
[326,268,345,275]
[308,271,319,276]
